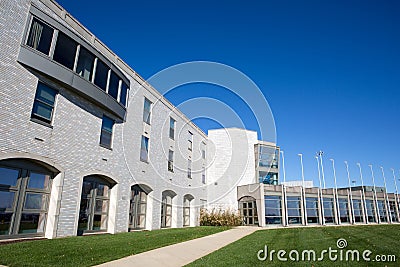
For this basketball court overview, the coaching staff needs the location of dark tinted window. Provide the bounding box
[53,32,78,70]
[108,71,119,100]
[120,82,129,106]
[76,46,95,81]
[31,82,57,123]
[100,115,114,148]
[94,60,108,91]
[27,18,54,55]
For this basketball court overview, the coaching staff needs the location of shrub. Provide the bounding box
[200,208,242,226]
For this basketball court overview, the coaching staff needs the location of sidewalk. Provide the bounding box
[95,226,258,267]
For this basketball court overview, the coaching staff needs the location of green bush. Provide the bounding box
[200,208,242,226]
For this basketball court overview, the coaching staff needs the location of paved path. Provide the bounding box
[95,226,258,267]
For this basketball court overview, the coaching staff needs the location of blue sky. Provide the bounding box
[57,0,400,192]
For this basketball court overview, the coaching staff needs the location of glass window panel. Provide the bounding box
[27,18,53,55]
[78,212,88,231]
[143,98,152,124]
[82,181,93,195]
[32,102,53,120]
[76,46,95,81]
[92,214,107,230]
[169,118,175,139]
[140,136,149,161]
[53,32,78,70]
[0,167,19,186]
[140,192,147,202]
[0,191,15,209]
[96,183,109,197]
[108,71,119,100]
[119,82,128,106]
[94,60,109,91]
[24,193,46,210]
[36,83,56,105]
[100,116,114,148]
[0,213,13,235]
[28,172,50,190]
[95,199,108,213]
[138,215,145,228]
[18,213,46,234]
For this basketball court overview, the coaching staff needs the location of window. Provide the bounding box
[78,176,111,234]
[100,115,114,148]
[93,59,109,91]
[129,185,147,230]
[323,198,335,223]
[168,150,174,172]
[140,136,149,162]
[338,198,350,223]
[183,196,191,227]
[26,17,54,55]
[53,32,78,70]
[265,195,282,225]
[305,197,319,224]
[201,142,206,159]
[31,82,57,124]
[0,162,53,237]
[187,159,192,178]
[143,98,152,124]
[161,192,174,228]
[120,82,129,106]
[365,199,376,223]
[169,118,175,140]
[76,46,95,81]
[377,200,388,222]
[202,167,206,184]
[188,131,193,151]
[108,71,119,100]
[286,196,302,224]
[352,199,364,223]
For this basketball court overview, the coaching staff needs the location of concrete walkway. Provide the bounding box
[95,226,258,267]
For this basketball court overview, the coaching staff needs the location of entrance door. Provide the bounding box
[239,196,258,225]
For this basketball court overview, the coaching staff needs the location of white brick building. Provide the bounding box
[0,0,280,240]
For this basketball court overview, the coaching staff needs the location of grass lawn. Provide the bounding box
[0,226,230,267]
[188,224,400,267]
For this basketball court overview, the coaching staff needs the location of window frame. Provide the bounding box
[140,136,150,162]
[143,98,152,125]
[99,115,114,149]
[31,81,58,126]
[168,150,174,172]
[169,118,175,140]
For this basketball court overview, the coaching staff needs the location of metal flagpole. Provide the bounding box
[380,167,392,224]
[298,154,307,226]
[330,159,341,225]
[344,161,355,224]
[391,169,399,222]
[318,151,326,189]
[280,150,288,226]
[357,163,368,224]
[316,156,325,225]
[369,165,380,224]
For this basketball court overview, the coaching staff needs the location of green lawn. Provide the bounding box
[188,224,400,267]
[0,226,230,267]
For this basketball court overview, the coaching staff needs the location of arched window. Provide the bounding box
[129,184,152,230]
[78,175,114,234]
[161,190,176,228]
[0,159,58,238]
[183,195,194,227]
